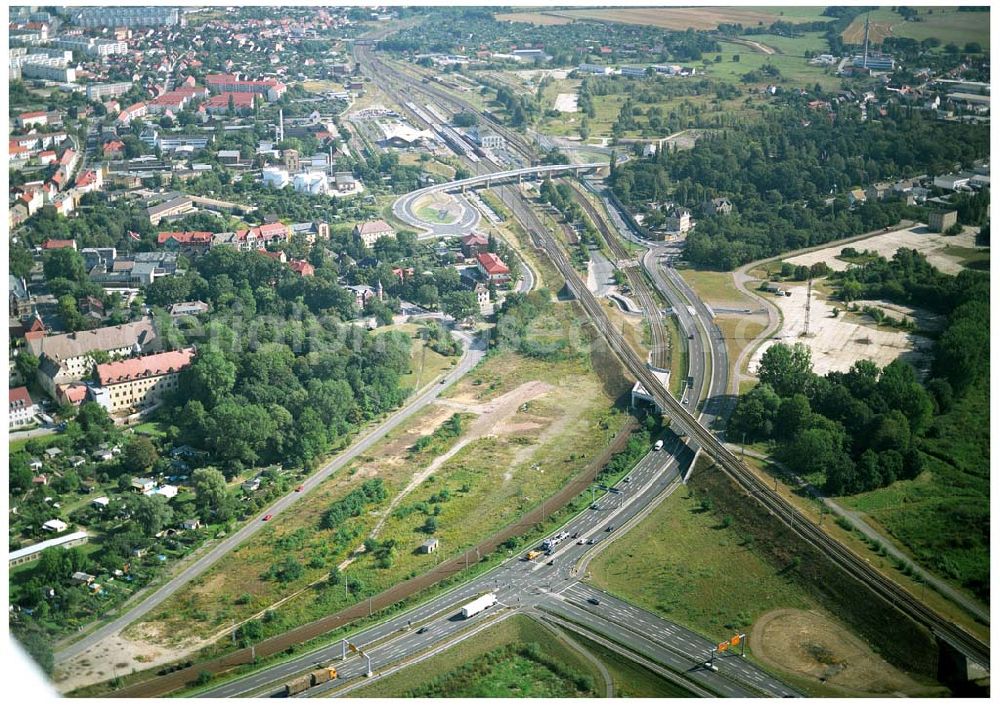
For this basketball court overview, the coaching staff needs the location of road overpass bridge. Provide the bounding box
[393,163,604,237]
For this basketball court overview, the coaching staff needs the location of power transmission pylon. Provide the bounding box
[801,276,813,338]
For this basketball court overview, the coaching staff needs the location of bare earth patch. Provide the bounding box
[55,625,212,694]
[749,280,934,378]
[369,381,554,539]
[750,609,938,696]
[785,224,982,276]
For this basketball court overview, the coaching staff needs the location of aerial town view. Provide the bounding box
[6,3,990,699]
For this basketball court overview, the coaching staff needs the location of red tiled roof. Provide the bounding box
[9,386,33,408]
[356,219,393,235]
[289,259,315,276]
[19,110,46,119]
[157,231,213,245]
[462,233,489,246]
[476,252,509,276]
[97,348,196,386]
[58,383,88,404]
[204,92,255,108]
[42,238,75,250]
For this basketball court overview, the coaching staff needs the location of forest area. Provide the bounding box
[610,106,990,269]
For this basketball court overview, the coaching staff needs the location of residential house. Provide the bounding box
[42,519,68,533]
[865,182,893,201]
[848,189,867,206]
[9,386,36,429]
[701,198,733,217]
[157,231,213,256]
[130,477,156,493]
[168,301,210,317]
[665,207,692,234]
[476,252,511,285]
[353,219,395,249]
[461,233,489,258]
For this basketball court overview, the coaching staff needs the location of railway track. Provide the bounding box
[563,180,670,371]
[356,40,990,672]
[526,211,991,672]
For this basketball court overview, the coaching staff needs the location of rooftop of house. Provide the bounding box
[355,219,393,235]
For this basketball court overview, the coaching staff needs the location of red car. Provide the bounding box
[295,484,305,492]
[262,514,273,522]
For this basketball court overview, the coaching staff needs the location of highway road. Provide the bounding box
[54,331,486,666]
[196,435,798,698]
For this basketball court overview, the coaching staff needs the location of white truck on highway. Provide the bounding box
[461,593,498,619]
[541,531,570,551]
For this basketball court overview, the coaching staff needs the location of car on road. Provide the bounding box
[546,560,554,566]
[606,525,615,532]
[295,485,305,492]
[571,532,579,539]
[623,476,631,483]
[417,626,428,634]
[577,538,586,545]
[263,514,273,521]
[587,538,595,545]
[653,440,664,451]
[590,503,599,510]
[588,597,600,605]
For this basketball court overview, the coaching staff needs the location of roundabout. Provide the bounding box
[392,163,604,238]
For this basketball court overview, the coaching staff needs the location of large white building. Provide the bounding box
[50,37,128,57]
[262,167,290,189]
[353,220,395,249]
[9,386,37,429]
[293,171,329,195]
[29,317,160,397]
[67,6,180,28]
[96,348,196,414]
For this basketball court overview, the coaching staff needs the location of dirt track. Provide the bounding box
[109,418,638,697]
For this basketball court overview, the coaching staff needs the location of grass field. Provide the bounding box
[735,31,829,56]
[941,245,990,271]
[838,383,990,604]
[701,46,842,91]
[716,316,767,375]
[676,268,754,309]
[374,323,456,390]
[350,614,602,697]
[842,8,990,50]
[301,80,348,93]
[588,480,820,646]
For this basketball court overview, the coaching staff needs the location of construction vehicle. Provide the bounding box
[460,593,497,619]
[526,549,542,560]
[283,666,337,696]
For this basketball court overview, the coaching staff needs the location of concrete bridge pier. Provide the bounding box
[937,640,990,695]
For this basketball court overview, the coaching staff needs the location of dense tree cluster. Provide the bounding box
[732,344,928,495]
[733,249,988,496]
[169,320,412,475]
[610,110,989,269]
